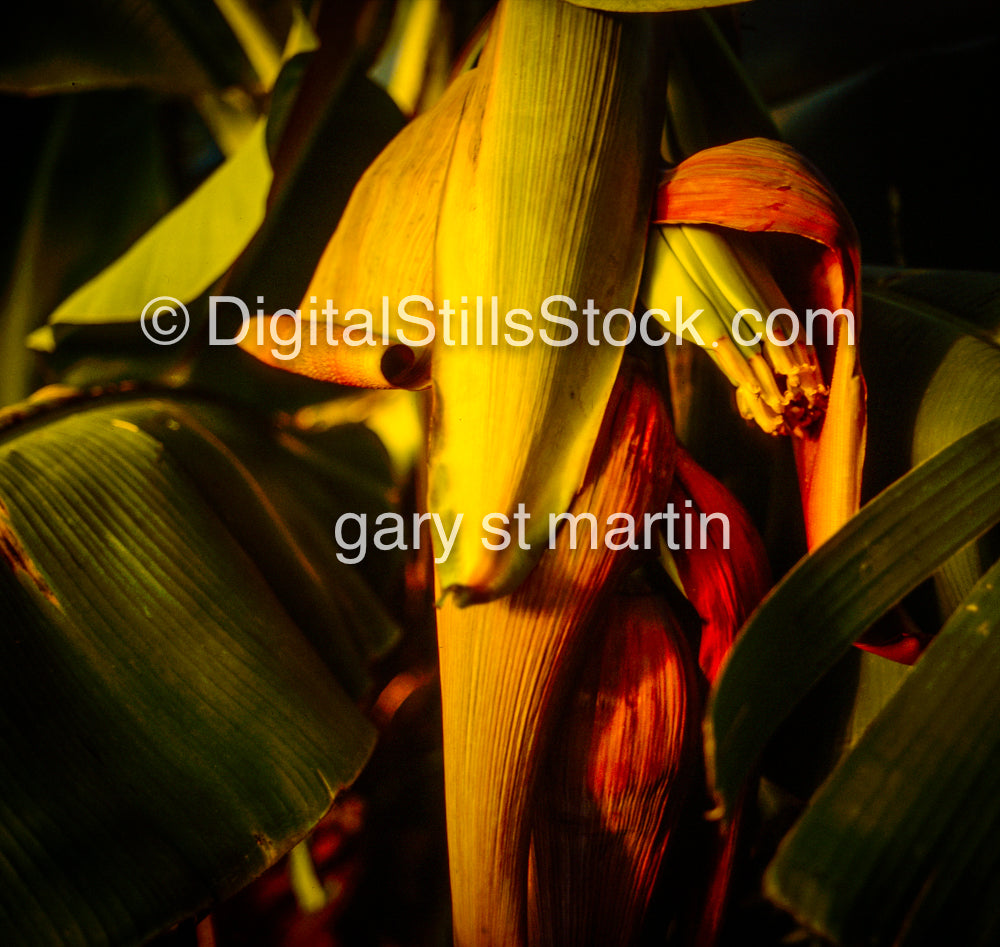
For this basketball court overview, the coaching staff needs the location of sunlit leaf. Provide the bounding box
[237,70,469,387]
[430,0,665,600]
[227,73,405,314]
[367,0,452,116]
[436,370,676,946]
[228,0,404,312]
[42,12,320,331]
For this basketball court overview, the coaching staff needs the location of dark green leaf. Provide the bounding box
[844,648,911,749]
[123,397,401,694]
[225,73,406,312]
[663,11,778,163]
[706,416,1000,816]
[0,93,175,405]
[36,10,320,334]
[862,270,1000,617]
[3,0,274,95]
[45,119,272,326]
[765,555,1000,947]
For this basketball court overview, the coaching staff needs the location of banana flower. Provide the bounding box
[666,446,771,686]
[235,3,896,944]
[436,368,679,946]
[641,137,866,553]
[242,0,664,607]
[529,592,698,947]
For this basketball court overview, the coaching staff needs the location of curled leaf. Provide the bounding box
[238,314,426,389]
[429,0,665,601]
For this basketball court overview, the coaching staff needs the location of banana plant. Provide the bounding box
[1,1,998,946]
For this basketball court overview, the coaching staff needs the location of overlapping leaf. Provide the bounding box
[766,556,1000,947]
[0,394,397,946]
[0,94,175,405]
[430,0,665,601]
[706,415,1000,817]
[564,0,750,12]
[3,0,267,95]
[436,370,676,946]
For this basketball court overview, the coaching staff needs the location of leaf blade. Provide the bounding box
[49,119,272,324]
[706,416,1000,816]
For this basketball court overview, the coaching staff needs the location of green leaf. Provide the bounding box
[862,270,1000,618]
[663,11,779,163]
[844,648,911,749]
[119,398,401,695]
[706,416,1000,817]
[910,298,1000,612]
[0,93,175,404]
[40,8,321,333]
[48,118,272,325]
[0,395,389,945]
[913,333,1000,613]
[859,271,988,495]
[765,555,1000,947]
[866,269,1000,342]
